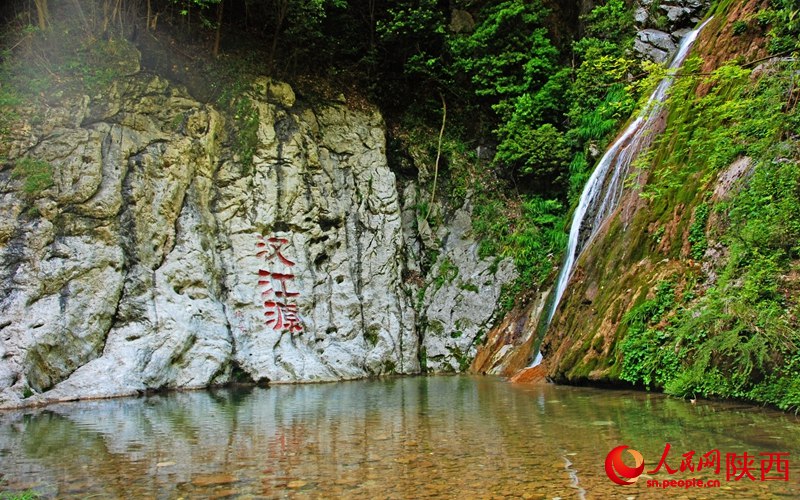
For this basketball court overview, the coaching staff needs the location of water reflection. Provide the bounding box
[1,377,798,498]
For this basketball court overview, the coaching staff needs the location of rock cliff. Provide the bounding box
[0,61,515,407]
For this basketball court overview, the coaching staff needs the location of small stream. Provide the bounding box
[1,376,798,498]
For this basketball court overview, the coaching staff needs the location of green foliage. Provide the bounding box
[581,0,634,41]
[620,281,679,389]
[729,157,800,260]
[567,3,638,124]
[68,38,135,94]
[644,58,793,200]
[448,345,472,372]
[626,157,800,409]
[567,152,590,201]
[12,158,53,198]
[278,0,348,71]
[474,196,511,260]
[619,55,800,409]
[376,0,450,108]
[758,0,800,54]
[557,1,639,206]
[0,491,40,500]
[464,0,638,311]
[447,0,565,183]
[494,122,570,190]
[473,194,567,312]
[379,0,446,75]
[230,97,260,169]
[450,0,557,114]
[365,325,380,346]
[398,119,477,210]
[731,20,748,35]
[688,203,710,260]
[433,257,459,291]
[0,68,22,144]
[172,0,222,15]
[0,14,136,155]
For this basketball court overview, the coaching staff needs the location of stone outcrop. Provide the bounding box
[633,0,711,62]
[635,28,678,63]
[471,286,550,378]
[414,205,517,372]
[0,53,515,407]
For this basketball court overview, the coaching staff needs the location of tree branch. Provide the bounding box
[425,92,447,222]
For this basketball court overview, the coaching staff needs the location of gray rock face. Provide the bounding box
[0,73,419,408]
[417,206,517,372]
[449,9,476,33]
[0,66,513,407]
[635,29,678,63]
[633,0,710,62]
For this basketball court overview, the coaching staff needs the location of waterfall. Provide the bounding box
[530,17,713,366]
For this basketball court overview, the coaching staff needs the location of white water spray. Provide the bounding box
[530,17,713,366]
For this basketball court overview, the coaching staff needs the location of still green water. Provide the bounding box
[1,376,798,499]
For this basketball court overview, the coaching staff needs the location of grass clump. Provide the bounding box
[0,485,40,500]
[688,202,710,260]
[11,158,53,198]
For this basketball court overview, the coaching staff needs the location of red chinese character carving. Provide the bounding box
[760,452,790,481]
[271,272,300,298]
[648,443,679,475]
[726,452,758,481]
[257,236,295,267]
[257,234,303,334]
[263,300,302,332]
[282,303,303,332]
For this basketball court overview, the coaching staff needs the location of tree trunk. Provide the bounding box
[33,0,49,30]
[213,0,224,57]
[368,0,376,53]
[267,0,289,75]
[72,0,90,33]
[426,92,447,222]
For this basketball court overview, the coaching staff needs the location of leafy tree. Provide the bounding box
[450,0,557,121]
[170,0,225,56]
[581,0,634,42]
[376,0,450,108]
[495,119,571,191]
[759,0,800,53]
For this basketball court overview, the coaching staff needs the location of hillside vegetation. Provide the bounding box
[1,0,799,409]
[542,0,800,411]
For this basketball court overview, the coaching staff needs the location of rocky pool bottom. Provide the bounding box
[1,376,798,499]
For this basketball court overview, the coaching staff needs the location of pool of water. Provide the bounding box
[1,376,798,499]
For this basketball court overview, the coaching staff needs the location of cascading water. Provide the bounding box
[530,17,713,366]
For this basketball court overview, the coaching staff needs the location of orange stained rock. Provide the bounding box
[509,365,547,384]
